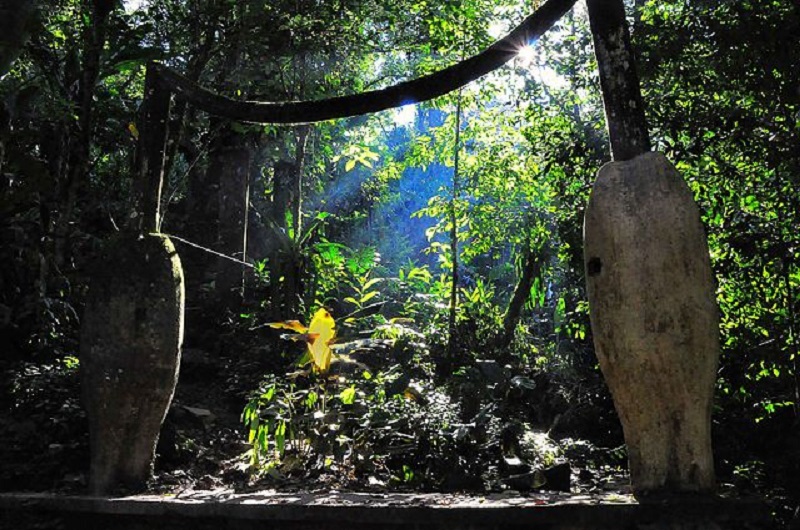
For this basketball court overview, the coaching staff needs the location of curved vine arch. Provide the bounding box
[154,0,577,123]
[135,0,577,231]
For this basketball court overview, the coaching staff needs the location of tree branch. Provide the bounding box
[151,0,577,124]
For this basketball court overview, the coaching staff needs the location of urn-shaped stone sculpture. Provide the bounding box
[584,151,719,497]
[81,233,184,494]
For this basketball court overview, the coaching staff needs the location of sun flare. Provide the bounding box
[517,44,536,64]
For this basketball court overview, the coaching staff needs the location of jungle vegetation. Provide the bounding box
[0,0,798,524]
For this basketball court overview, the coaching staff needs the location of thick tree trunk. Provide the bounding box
[261,126,309,317]
[271,128,309,233]
[210,130,251,308]
[585,0,650,161]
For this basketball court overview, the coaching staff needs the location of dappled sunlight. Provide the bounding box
[393,104,416,127]
[123,0,144,12]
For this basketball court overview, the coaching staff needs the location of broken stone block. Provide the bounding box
[181,406,216,428]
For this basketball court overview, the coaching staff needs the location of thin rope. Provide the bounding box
[163,233,256,269]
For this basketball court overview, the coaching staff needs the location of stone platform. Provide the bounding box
[0,489,767,529]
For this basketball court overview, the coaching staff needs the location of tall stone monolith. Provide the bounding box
[584,151,719,497]
[81,233,184,494]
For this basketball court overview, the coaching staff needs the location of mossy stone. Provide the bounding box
[80,233,184,494]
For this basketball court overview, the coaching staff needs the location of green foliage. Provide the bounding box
[635,0,800,433]
[308,241,383,313]
[1,358,88,489]
[241,341,418,478]
[3,0,799,506]
[241,378,304,466]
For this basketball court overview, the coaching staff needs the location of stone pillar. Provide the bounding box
[584,151,719,497]
[81,233,184,494]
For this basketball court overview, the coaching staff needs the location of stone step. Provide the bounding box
[0,490,767,530]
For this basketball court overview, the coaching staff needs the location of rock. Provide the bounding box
[476,360,506,386]
[500,456,531,475]
[501,470,545,492]
[81,233,184,495]
[542,462,572,492]
[584,152,719,496]
[509,375,536,390]
[181,406,216,428]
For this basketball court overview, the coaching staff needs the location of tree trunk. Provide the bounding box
[54,0,116,266]
[210,129,251,308]
[585,0,650,161]
[271,160,295,232]
[162,30,216,186]
[180,136,217,296]
[447,91,463,363]
[500,243,542,349]
[260,125,310,318]
[138,0,577,328]
[291,126,309,238]
[131,64,172,234]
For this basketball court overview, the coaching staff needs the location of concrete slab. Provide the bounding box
[0,490,766,529]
